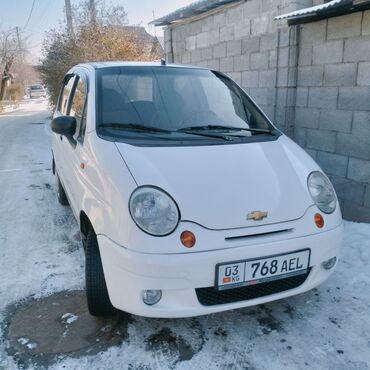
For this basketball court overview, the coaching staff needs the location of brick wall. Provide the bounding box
[164,0,370,222]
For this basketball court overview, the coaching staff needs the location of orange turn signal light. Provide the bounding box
[181,231,196,248]
[314,213,324,229]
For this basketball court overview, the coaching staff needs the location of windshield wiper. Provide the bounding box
[97,123,172,133]
[178,125,274,135]
[177,130,235,141]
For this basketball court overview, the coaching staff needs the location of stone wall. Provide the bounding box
[163,0,370,222]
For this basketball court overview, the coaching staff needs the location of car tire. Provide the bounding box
[85,227,116,316]
[57,174,69,206]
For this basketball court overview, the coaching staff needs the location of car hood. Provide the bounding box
[115,136,316,230]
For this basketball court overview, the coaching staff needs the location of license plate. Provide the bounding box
[216,249,310,291]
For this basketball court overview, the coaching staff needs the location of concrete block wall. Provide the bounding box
[164,1,370,222]
[295,11,370,221]
[165,0,311,133]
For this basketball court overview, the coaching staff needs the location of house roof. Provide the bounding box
[119,26,164,54]
[151,0,370,27]
[275,0,370,25]
[121,26,159,43]
[151,0,241,26]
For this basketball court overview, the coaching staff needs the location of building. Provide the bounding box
[121,26,164,57]
[152,0,370,222]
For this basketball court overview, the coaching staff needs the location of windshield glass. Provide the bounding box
[96,67,276,144]
[30,85,43,90]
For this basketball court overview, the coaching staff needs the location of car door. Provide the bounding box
[60,71,89,217]
[53,74,76,194]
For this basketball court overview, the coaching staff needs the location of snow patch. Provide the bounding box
[17,338,29,346]
[17,337,37,350]
[61,313,79,325]
[27,342,38,350]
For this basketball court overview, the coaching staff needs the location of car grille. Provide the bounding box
[225,228,293,242]
[195,269,311,306]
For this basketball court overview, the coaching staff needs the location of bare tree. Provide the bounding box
[40,0,163,106]
[0,27,27,101]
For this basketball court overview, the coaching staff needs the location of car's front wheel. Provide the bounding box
[85,227,116,316]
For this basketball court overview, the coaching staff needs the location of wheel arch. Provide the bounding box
[80,210,94,248]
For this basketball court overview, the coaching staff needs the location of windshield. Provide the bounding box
[30,85,44,90]
[96,67,277,145]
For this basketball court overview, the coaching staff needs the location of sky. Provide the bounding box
[0,0,195,61]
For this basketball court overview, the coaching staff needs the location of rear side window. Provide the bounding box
[58,75,75,115]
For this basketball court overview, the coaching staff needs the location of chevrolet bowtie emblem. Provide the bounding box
[247,211,268,221]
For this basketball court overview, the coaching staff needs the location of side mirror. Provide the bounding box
[51,116,76,137]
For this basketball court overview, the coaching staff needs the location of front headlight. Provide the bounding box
[129,186,180,236]
[308,172,337,214]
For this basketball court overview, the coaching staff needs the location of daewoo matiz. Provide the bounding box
[51,62,343,318]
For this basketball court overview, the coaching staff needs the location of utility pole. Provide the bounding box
[15,26,20,45]
[65,0,75,38]
[152,10,157,37]
[15,26,24,62]
[89,0,96,24]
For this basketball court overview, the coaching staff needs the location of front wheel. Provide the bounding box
[85,228,116,316]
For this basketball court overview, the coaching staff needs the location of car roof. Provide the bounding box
[74,61,207,70]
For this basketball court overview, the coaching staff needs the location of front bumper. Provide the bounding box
[98,222,343,318]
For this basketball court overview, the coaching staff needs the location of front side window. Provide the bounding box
[58,75,75,115]
[96,67,278,146]
[70,77,87,141]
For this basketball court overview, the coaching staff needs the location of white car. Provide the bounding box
[51,62,343,318]
[29,84,47,99]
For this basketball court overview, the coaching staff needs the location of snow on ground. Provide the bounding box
[0,103,369,370]
[48,221,370,370]
[0,98,49,114]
